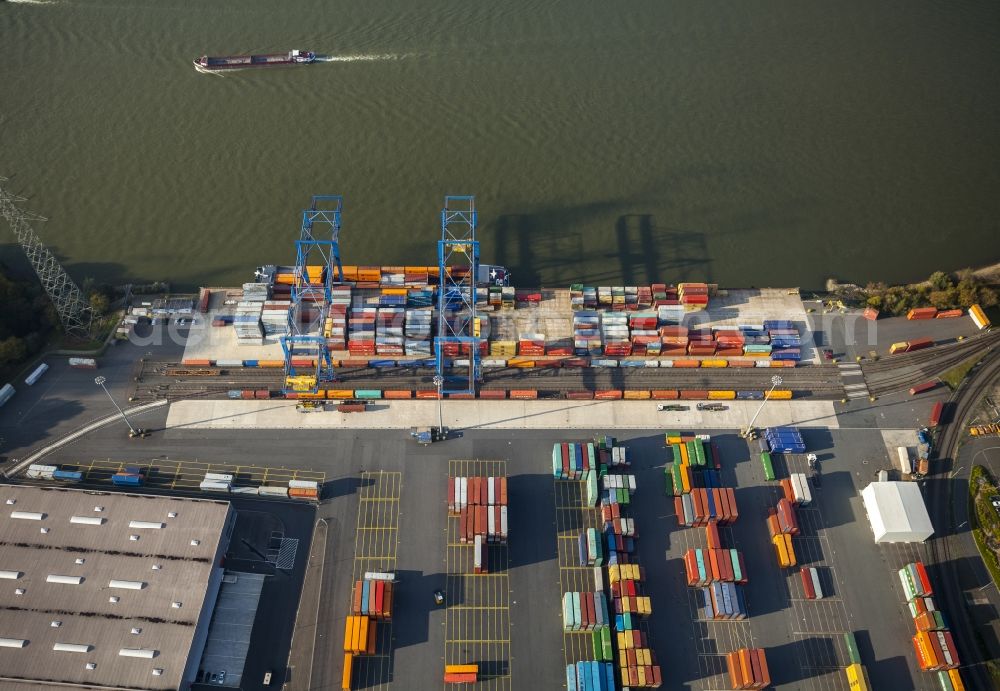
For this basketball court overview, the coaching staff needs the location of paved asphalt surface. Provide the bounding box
[2,315,999,690]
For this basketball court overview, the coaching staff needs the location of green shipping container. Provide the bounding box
[844,632,861,665]
[601,627,614,661]
[585,470,599,507]
[592,629,603,660]
[664,464,675,496]
[730,549,742,582]
[353,389,383,399]
[761,451,775,481]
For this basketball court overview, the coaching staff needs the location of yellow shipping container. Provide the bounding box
[343,617,354,653]
[889,342,909,355]
[784,533,797,567]
[680,444,689,465]
[666,435,683,445]
[259,360,285,368]
[770,389,793,400]
[772,536,787,567]
[342,652,353,690]
[445,665,479,674]
[623,390,651,400]
[508,358,535,368]
[948,668,966,691]
[700,359,728,368]
[327,389,355,399]
[637,666,646,687]
[617,631,628,651]
[708,390,736,400]
[845,663,871,691]
[970,304,991,330]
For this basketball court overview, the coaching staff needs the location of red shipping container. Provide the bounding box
[708,548,721,582]
[800,568,816,599]
[780,478,795,503]
[914,562,933,595]
[480,476,488,506]
[907,307,938,320]
[726,488,739,523]
[907,337,934,352]
[929,401,944,428]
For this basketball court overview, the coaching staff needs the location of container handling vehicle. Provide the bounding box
[410,426,449,445]
[697,403,729,412]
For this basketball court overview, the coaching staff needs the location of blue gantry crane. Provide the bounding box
[435,195,481,395]
[281,195,343,395]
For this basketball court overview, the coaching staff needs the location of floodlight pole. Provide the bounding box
[95,376,137,436]
[743,375,783,438]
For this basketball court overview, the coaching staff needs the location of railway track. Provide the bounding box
[922,345,1000,690]
[130,359,847,402]
[862,330,1000,396]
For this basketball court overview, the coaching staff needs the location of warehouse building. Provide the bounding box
[0,485,235,690]
[861,480,934,543]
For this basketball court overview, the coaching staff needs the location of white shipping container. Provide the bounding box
[810,567,824,599]
[454,478,462,511]
[364,571,396,582]
[593,566,604,591]
[258,485,289,497]
[230,487,259,495]
[28,464,58,473]
[790,474,805,504]
[487,506,495,539]
[799,474,813,505]
[288,480,319,490]
[26,469,55,479]
[199,481,230,492]
[68,358,98,369]
[204,473,234,483]
[460,477,467,510]
[500,505,508,541]
[488,477,495,505]
[896,447,912,475]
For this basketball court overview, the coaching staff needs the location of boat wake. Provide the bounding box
[194,65,228,77]
[314,53,411,63]
[6,0,61,5]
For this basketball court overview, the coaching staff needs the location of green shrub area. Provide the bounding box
[0,265,57,378]
[970,465,1000,587]
[864,270,998,317]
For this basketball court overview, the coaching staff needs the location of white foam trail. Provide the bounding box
[6,0,61,5]
[315,53,410,63]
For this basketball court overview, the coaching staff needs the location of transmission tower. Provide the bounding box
[0,179,94,338]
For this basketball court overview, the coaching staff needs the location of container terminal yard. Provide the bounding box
[1,197,999,691]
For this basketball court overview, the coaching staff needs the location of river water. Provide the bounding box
[2,0,999,290]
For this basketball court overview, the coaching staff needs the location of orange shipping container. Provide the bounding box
[342,653,353,690]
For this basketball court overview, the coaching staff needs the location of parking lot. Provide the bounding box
[16,421,953,690]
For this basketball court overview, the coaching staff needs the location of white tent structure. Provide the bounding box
[861,481,934,543]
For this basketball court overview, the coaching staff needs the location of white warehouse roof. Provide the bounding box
[861,481,934,543]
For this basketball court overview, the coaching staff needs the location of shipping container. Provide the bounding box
[909,380,938,396]
[68,357,99,369]
[24,363,49,386]
[929,401,944,428]
[969,304,991,330]
[0,383,14,408]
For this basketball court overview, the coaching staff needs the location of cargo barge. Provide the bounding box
[193,50,316,71]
